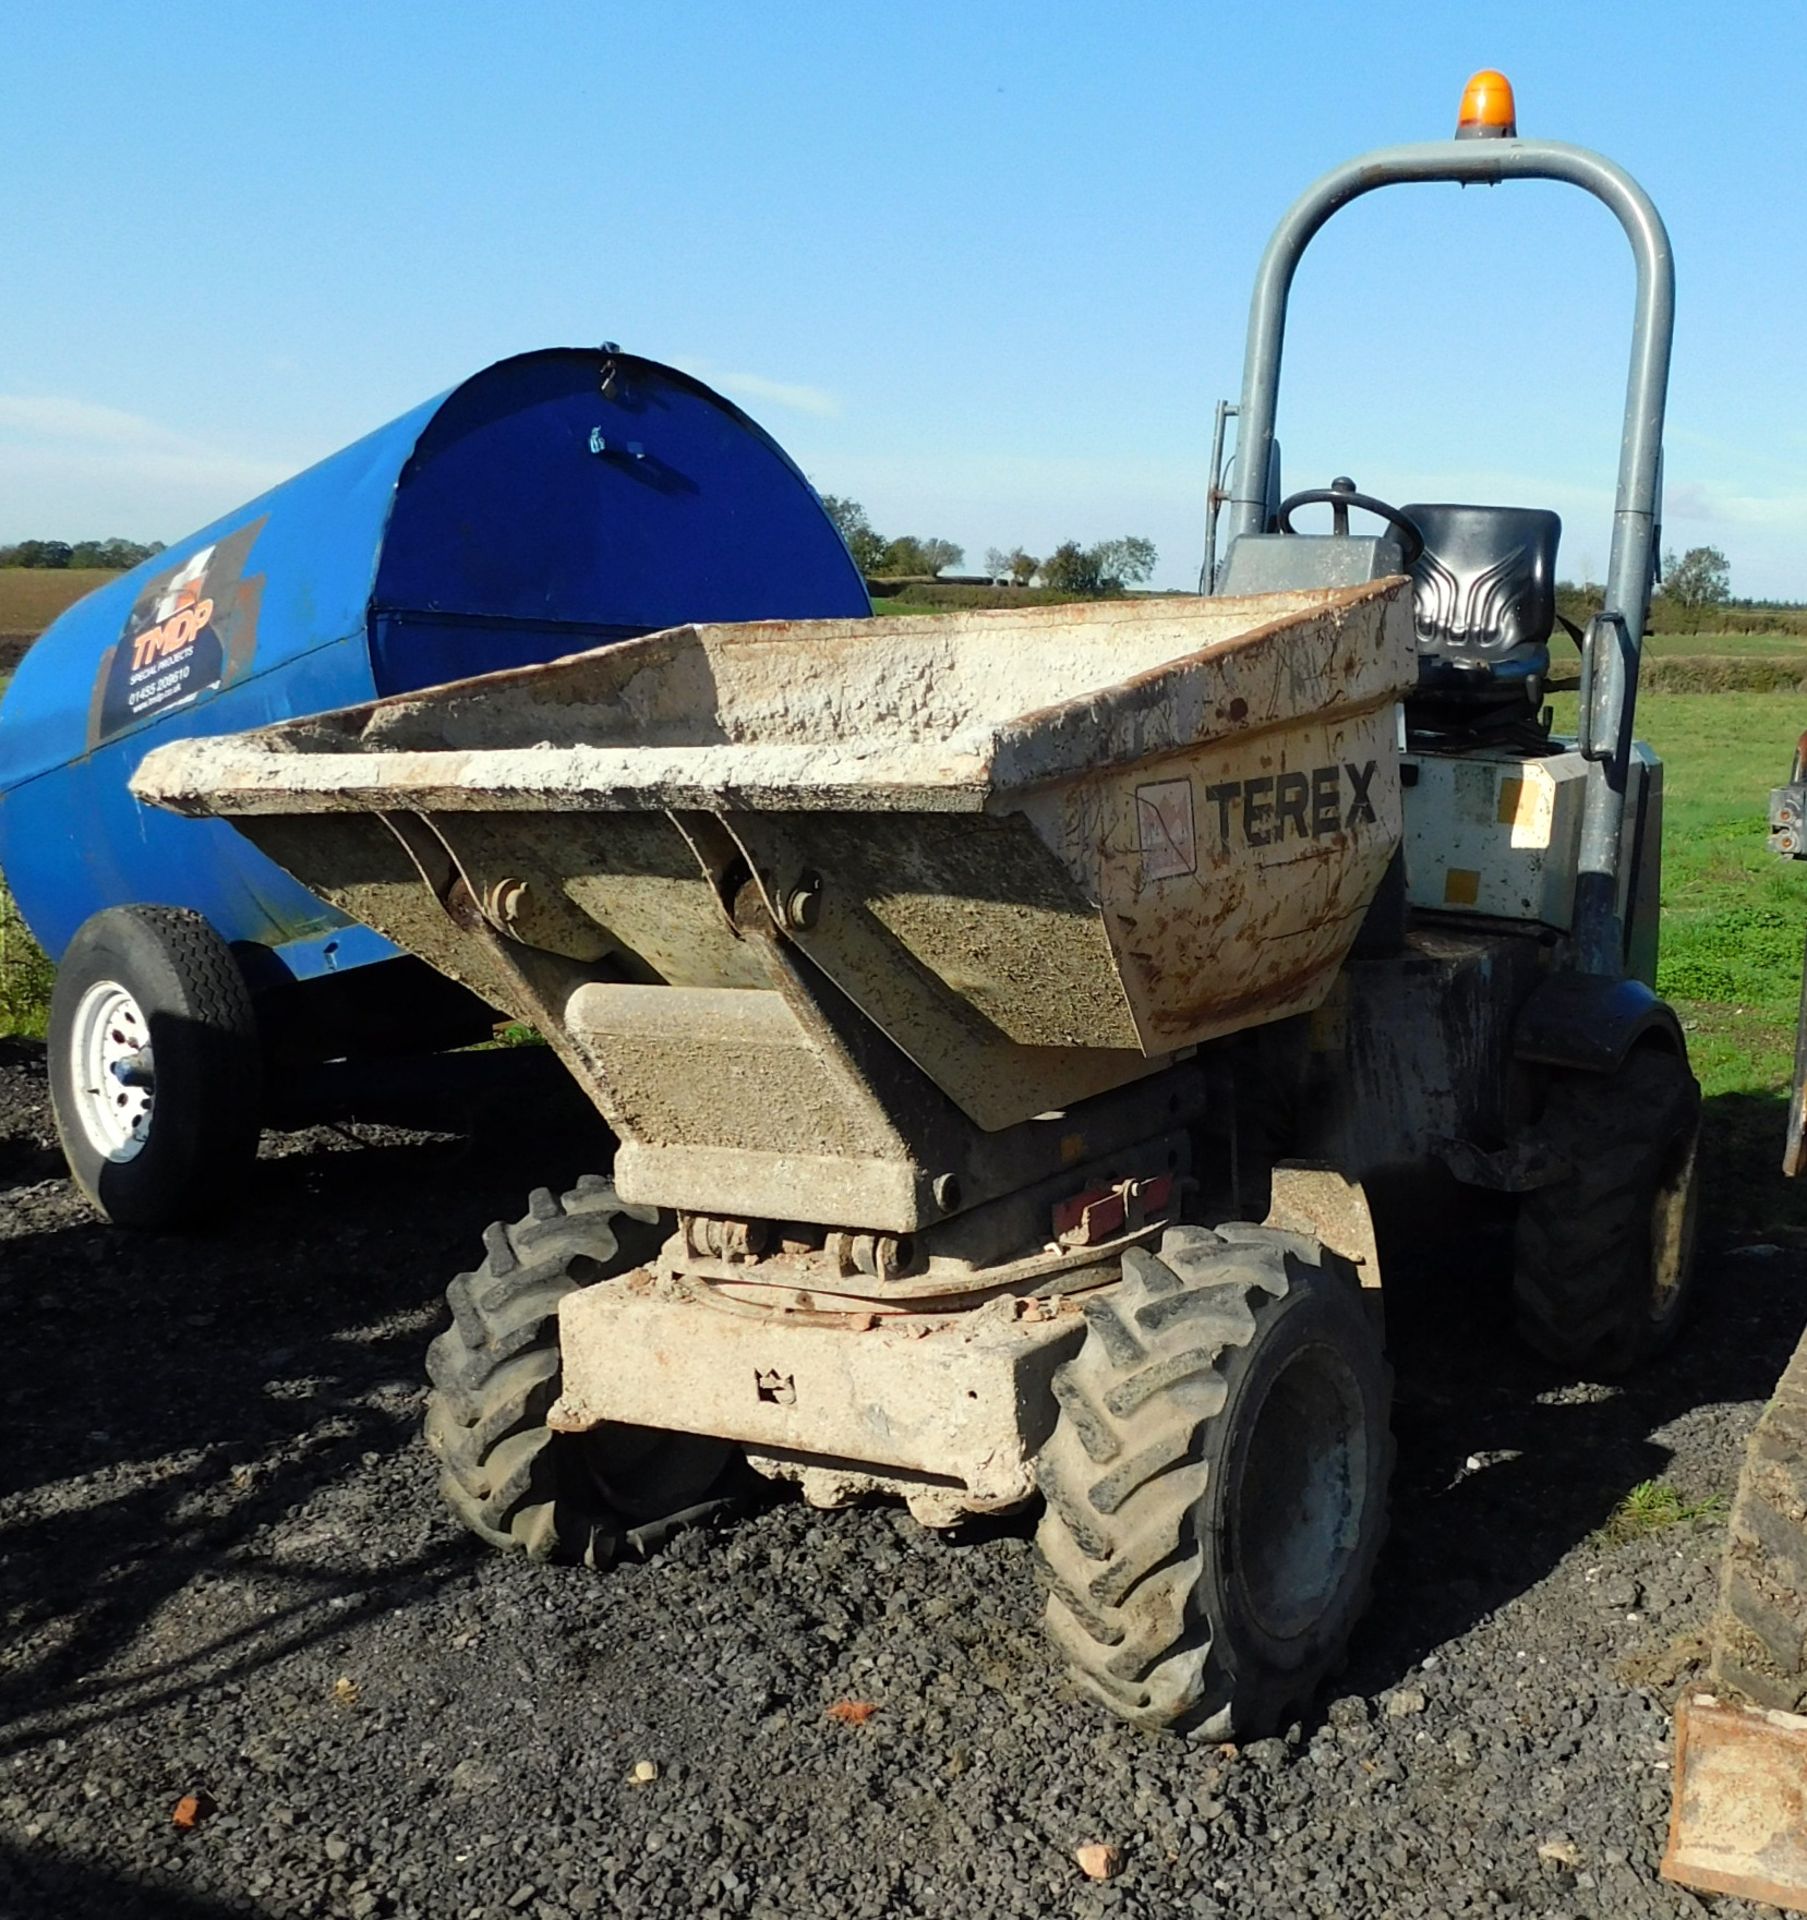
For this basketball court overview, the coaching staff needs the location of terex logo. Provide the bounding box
[1205,759,1379,848]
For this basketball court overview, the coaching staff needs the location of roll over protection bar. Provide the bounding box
[1226,137,1675,976]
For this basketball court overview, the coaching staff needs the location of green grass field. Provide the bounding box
[1645,629,1807,658]
[1539,688,1802,1094]
[1599,690,1807,1235]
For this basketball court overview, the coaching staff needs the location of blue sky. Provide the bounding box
[4,3,1804,597]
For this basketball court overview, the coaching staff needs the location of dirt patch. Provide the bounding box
[0,1035,1800,1918]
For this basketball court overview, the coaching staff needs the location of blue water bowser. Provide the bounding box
[0,348,868,1226]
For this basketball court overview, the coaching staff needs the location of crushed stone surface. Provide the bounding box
[1,1033,1801,1919]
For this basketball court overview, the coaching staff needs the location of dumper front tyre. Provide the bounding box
[47,904,261,1230]
[1035,1225,1392,1738]
[1512,1045,1701,1375]
[425,1179,736,1567]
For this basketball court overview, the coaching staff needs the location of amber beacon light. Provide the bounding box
[1455,69,1517,139]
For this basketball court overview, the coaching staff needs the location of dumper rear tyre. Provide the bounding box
[425,1179,736,1567]
[1512,1045,1701,1375]
[47,904,261,1230]
[1035,1224,1393,1738]
[1710,1328,1807,1712]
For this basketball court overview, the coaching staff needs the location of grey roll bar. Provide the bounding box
[1226,138,1675,976]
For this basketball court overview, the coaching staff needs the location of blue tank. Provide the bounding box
[0,347,868,984]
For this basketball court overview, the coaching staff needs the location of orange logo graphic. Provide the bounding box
[131,583,216,671]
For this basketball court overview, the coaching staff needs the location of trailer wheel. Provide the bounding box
[1035,1224,1393,1738]
[1512,1044,1701,1374]
[47,904,261,1230]
[424,1178,736,1567]
[1710,1327,1807,1713]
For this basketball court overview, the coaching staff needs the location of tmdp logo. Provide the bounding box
[132,550,216,673]
[93,514,266,748]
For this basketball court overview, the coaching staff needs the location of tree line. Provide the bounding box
[1,537,167,570]
[819,498,963,579]
[990,537,1157,595]
[820,495,1156,593]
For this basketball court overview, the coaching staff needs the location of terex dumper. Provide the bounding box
[135,74,1701,1737]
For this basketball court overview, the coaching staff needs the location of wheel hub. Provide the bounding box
[70,980,155,1161]
[1231,1340,1368,1645]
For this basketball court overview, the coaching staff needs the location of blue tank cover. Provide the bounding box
[0,349,867,971]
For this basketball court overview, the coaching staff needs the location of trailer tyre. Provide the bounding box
[425,1179,736,1567]
[1035,1224,1393,1738]
[1512,1044,1701,1375]
[47,904,261,1230]
[1710,1329,1807,1713]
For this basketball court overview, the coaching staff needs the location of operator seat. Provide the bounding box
[1400,503,1561,744]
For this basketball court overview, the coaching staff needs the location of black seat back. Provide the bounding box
[1401,503,1561,704]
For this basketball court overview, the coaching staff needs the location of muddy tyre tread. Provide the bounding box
[1035,1226,1392,1738]
[1711,1330,1807,1712]
[424,1178,662,1565]
[1512,1045,1700,1374]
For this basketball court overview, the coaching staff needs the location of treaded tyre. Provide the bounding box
[1513,1044,1701,1374]
[1036,1223,1393,1738]
[1711,1327,1807,1712]
[47,904,261,1230]
[425,1178,737,1567]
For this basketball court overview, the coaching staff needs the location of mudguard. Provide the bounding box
[1512,971,1686,1074]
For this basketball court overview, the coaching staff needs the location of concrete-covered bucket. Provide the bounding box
[136,579,1416,1143]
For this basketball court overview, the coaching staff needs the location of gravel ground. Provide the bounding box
[2,1033,1803,1920]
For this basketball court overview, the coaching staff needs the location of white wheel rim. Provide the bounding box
[70,980,155,1162]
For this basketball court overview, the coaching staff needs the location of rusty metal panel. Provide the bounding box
[1663,1693,1807,1910]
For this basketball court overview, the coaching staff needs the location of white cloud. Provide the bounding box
[0,393,292,541]
[1663,479,1807,533]
[677,362,841,418]
[0,394,179,447]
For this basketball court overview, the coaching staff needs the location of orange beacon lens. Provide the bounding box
[1456,69,1517,139]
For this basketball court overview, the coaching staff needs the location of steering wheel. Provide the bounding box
[1275,477,1424,569]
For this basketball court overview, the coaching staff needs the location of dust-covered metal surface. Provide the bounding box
[134,583,1416,1165]
[548,1274,1086,1526]
[136,581,1412,813]
[1264,1162,1383,1288]
[1662,1693,1807,1910]
[1292,927,1547,1183]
